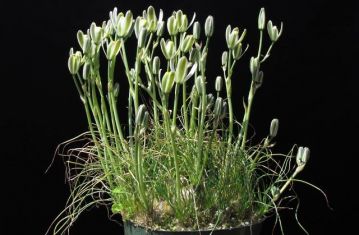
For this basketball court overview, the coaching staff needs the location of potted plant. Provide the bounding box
[47,5,324,235]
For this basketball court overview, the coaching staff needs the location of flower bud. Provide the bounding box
[269,118,279,138]
[193,21,201,40]
[206,93,215,110]
[205,16,214,37]
[215,76,223,92]
[138,28,147,48]
[249,57,260,75]
[68,51,82,75]
[161,71,175,94]
[106,40,122,60]
[90,22,103,44]
[296,147,310,167]
[82,36,92,55]
[226,26,239,49]
[134,16,147,39]
[221,51,228,68]
[156,21,165,37]
[180,35,195,53]
[175,56,188,84]
[136,104,147,126]
[232,42,242,60]
[267,21,283,42]
[82,62,91,80]
[178,14,188,33]
[254,71,264,88]
[117,10,133,37]
[214,97,223,117]
[146,6,157,33]
[77,30,85,49]
[220,101,227,119]
[258,8,266,30]
[195,76,205,95]
[167,15,178,36]
[160,39,176,60]
[152,56,160,75]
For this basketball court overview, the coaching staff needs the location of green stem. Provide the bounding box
[182,80,188,132]
[172,83,180,127]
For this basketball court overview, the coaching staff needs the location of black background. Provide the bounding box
[2,0,358,234]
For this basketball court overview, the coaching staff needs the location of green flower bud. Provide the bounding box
[178,14,188,33]
[161,71,175,94]
[160,39,176,60]
[90,23,103,44]
[180,35,195,53]
[134,17,147,39]
[82,37,92,55]
[167,15,178,36]
[214,97,223,117]
[205,15,214,37]
[195,76,205,95]
[249,57,260,75]
[156,21,165,37]
[226,26,239,49]
[77,30,85,49]
[269,118,279,138]
[220,101,227,119]
[207,93,215,110]
[258,8,266,30]
[232,42,242,60]
[222,51,228,67]
[215,76,223,92]
[193,21,201,40]
[117,10,133,38]
[175,56,189,84]
[146,6,157,33]
[138,28,147,48]
[267,20,283,42]
[82,62,91,80]
[254,71,264,89]
[68,51,82,75]
[106,40,122,60]
[152,56,160,75]
[296,147,310,167]
[135,104,147,126]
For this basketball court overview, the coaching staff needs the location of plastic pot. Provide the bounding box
[124,220,262,235]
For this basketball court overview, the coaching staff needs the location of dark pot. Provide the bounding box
[124,220,262,235]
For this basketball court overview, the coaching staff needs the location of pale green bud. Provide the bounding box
[207,93,215,110]
[250,57,260,75]
[138,28,147,48]
[136,104,147,125]
[167,15,178,36]
[269,118,279,138]
[106,40,122,60]
[220,101,227,119]
[178,14,188,33]
[254,71,264,89]
[156,21,165,37]
[232,42,242,60]
[77,30,85,49]
[82,62,91,80]
[68,51,82,75]
[161,71,175,94]
[222,51,228,67]
[296,147,310,167]
[82,37,92,55]
[152,56,160,75]
[214,97,223,117]
[258,8,266,30]
[118,11,133,37]
[175,56,189,84]
[195,76,205,95]
[146,6,157,33]
[90,23,103,44]
[215,76,223,92]
[226,26,239,49]
[205,16,214,37]
[193,21,200,40]
[160,39,176,60]
[180,35,195,53]
[134,17,147,39]
[267,20,283,42]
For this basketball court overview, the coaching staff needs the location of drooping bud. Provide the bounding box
[267,20,283,42]
[82,62,91,80]
[193,21,200,40]
[161,71,175,94]
[90,23,103,44]
[204,16,214,37]
[180,35,195,53]
[175,56,188,84]
[258,8,266,30]
[215,76,223,92]
[160,39,176,60]
[138,28,147,48]
[167,15,178,36]
[152,56,160,75]
[106,40,122,60]
[269,118,279,138]
[68,51,82,75]
[195,76,205,95]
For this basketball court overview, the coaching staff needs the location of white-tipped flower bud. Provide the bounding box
[267,20,283,42]
[269,118,279,138]
[193,21,201,40]
[178,13,188,33]
[167,15,178,36]
[68,51,82,75]
[250,57,260,75]
[117,10,133,38]
[215,76,223,92]
[195,76,205,95]
[258,8,266,30]
[205,16,214,37]
[175,56,189,84]
[82,62,91,80]
[90,23,103,44]
[134,16,147,39]
[180,35,195,53]
[296,147,310,167]
[222,51,228,67]
[77,30,85,49]
[152,56,160,75]
[226,26,239,49]
[106,40,122,60]
[214,97,223,117]
[160,39,176,60]
[161,71,175,94]
[146,6,157,33]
